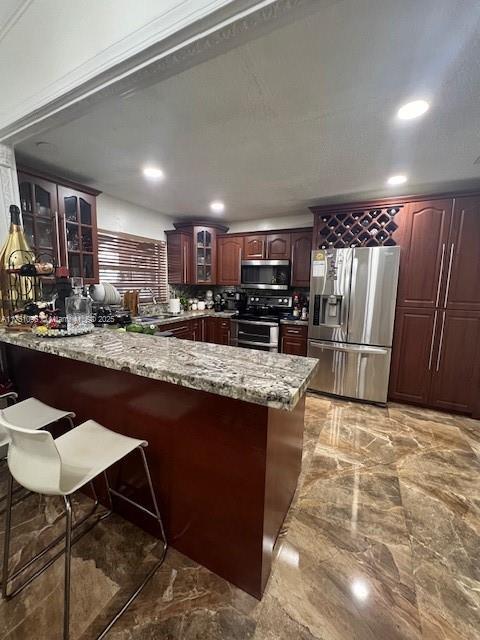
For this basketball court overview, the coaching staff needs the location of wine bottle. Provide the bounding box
[0,205,35,321]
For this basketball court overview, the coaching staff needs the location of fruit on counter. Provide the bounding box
[34,325,48,335]
[143,324,156,335]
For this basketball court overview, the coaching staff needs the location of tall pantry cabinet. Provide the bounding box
[389,196,480,416]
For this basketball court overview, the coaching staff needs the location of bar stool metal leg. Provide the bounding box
[96,446,167,640]
[1,472,13,599]
[63,496,73,640]
[2,481,104,599]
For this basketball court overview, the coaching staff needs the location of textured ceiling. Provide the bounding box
[15,0,480,222]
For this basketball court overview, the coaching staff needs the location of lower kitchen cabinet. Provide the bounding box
[389,307,480,415]
[204,317,231,345]
[389,308,437,405]
[280,324,307,356]
[159,318,202,341]
[429,309,480,414]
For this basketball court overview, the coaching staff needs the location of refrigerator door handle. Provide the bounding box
[428,310,438,371]
[308,340,388,356]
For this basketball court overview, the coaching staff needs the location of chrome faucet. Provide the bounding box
[142,288,157,305]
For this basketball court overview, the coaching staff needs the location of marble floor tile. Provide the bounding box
[0,396,479,640]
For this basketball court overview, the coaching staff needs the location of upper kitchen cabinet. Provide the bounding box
[290,230,312,287]
[217,235,243,285]
[167,222,228,285]
[244,234,266,259]
[396,199,453,308]
[266,233,290,260]
[17,167,100,283]
[58,186,99,284]
[446,196,480,312]
[243,232,292,260]
[18,171,60,264]
[166,231,192,284]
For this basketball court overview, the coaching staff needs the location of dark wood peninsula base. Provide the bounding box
[4,344,305,598]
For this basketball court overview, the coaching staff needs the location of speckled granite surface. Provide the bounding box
[136,310,237,326]
[0,328,318,410]
[279,318,309,326]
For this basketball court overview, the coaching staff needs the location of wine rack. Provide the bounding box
[314,206,401,249]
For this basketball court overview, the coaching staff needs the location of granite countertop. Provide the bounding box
[146,310,236,326]
[0,328,318,411]
[280,318,309,326]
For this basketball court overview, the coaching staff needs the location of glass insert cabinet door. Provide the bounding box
[195,227,215,283]
[58,186,99,283]
[18,172,60,264]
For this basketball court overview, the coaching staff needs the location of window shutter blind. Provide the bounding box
[97,229,168,302]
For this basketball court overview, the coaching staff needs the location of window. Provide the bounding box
[97,229,168,302]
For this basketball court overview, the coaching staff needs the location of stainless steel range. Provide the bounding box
[308,246,400,404]
[231,295,292,352]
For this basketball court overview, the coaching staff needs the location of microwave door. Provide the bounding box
[241,260,290,290]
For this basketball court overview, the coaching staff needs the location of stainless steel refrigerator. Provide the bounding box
[307,246,400,404]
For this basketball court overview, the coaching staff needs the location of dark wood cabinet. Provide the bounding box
[290,231,312,287]
[244,235,266,259]
[18,171,60,264]
[17,167,100,284]
[266,233,290,260]
[446,196,480,312]
[389,308,437,405]
[397,199,453,308]
[390,195,480,416]
[204,317,231,345]
[429,310,480,414]
[167,223,227,285]
[166,232,192,285]
[159,318,202,341]
[280,324,307,356]
[217,236,243,285]
[58,186,99,284]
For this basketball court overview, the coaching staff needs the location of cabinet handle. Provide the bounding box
[435,311,446,372]
[62,214,69,268]
[443,244,455,307]
[183,245,187,283]
[54,210,61,266]
[287,328,301,334]
[428,310,438,371]
[435,243,446,307]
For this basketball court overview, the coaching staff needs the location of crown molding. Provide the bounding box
[0,0,314,144]
[0,0,33,44]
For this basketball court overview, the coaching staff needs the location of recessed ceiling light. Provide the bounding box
[210,200,225,213]
[387,174,407,186]
[397,100,430,120]
[142,166,164,180]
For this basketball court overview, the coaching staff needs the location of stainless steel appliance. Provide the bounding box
[241,260,290,290]
[231,294,292,352]
[308,246,400,404]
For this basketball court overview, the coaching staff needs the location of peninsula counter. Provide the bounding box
[0,329,318,598]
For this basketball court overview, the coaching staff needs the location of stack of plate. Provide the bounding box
[89,282,122,305]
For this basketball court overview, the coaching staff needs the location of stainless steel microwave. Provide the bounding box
[240,260,290,290]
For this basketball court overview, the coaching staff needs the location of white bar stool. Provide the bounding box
[0,413,167,640]
[0,392,76,507]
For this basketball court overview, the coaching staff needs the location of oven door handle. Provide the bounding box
[231,319,278,327]
[236,339,279,348]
